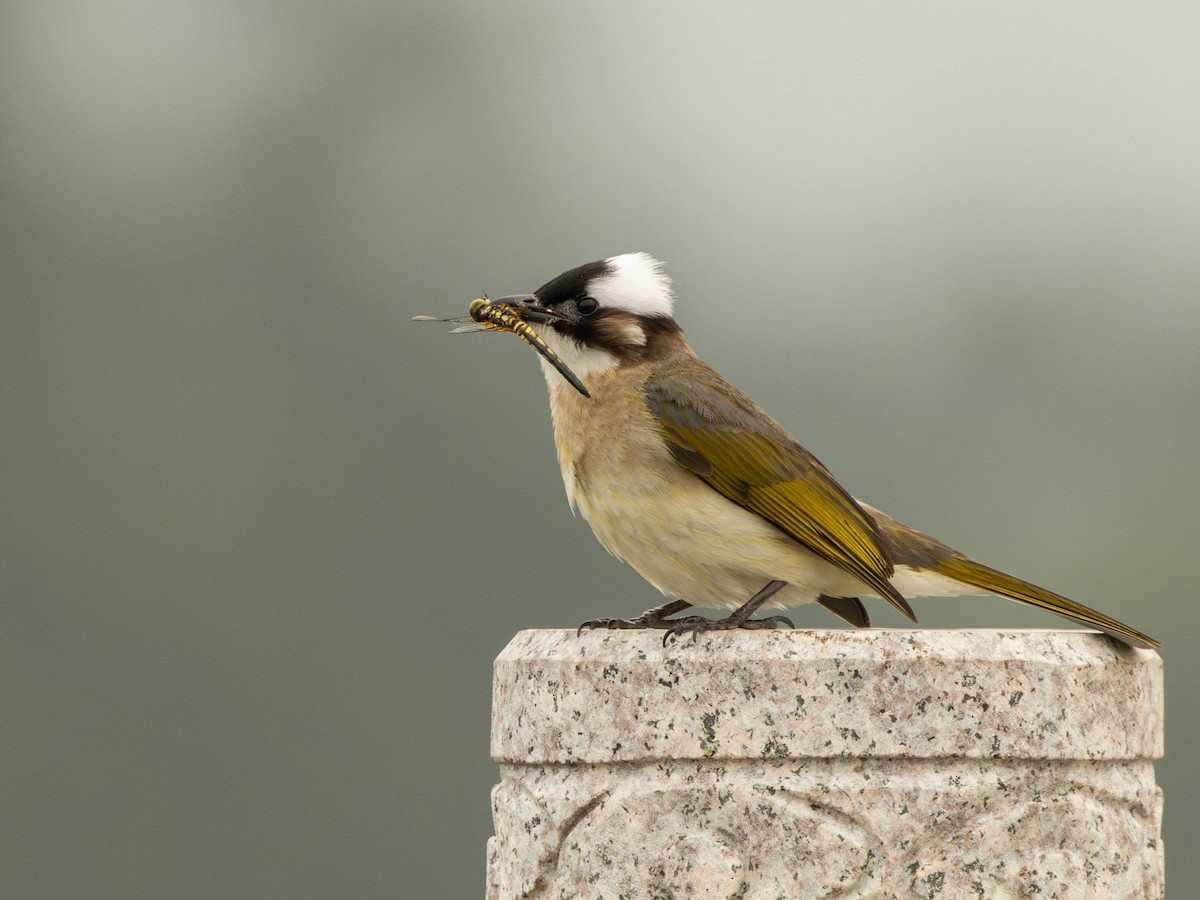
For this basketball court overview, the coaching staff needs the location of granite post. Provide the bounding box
[487,629,1163,899]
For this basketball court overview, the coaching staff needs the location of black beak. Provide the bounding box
[494,294,562,326]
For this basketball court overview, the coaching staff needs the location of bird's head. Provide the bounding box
[496,253,685,386]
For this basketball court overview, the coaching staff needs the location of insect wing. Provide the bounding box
[413,313,500,335]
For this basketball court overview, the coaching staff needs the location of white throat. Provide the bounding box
[535,327,618,393]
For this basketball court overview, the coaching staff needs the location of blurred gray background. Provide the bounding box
[2,2,1196,897]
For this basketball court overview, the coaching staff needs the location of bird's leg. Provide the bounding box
[664,580,793,644]
[576,599,697,636]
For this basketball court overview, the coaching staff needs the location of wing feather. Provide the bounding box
[644,362,915,619]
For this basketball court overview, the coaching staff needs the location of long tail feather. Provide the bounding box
[933,556,1158,649]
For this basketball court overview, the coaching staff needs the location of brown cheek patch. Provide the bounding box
[593,312,647,349]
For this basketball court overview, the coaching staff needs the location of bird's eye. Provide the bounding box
[577,296,599,316]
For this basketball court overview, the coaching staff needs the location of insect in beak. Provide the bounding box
[414,298,591,398]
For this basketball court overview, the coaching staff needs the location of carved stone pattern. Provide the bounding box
[488,758,1161,899]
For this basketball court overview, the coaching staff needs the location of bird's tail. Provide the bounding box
[932,556,1158,649]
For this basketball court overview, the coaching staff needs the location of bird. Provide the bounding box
[473,252,1157,649]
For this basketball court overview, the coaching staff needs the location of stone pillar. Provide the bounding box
[487,629,1163,899]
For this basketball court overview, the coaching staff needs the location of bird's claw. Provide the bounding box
[577,616,638,636]
[576,614,698,636]
[662,614,795,645]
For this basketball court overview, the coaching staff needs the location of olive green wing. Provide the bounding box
[644,362,915,620]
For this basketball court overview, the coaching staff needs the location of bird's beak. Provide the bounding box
[494,294,563,326]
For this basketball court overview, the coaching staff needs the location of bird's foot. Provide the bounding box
[662,613,794,646]
[576,600,696,637]
[576,614,707,635]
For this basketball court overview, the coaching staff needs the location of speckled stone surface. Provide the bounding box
[487,630,1163,899]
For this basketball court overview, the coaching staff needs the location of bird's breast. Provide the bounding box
[546,367,672,514]
[543,369,839,607]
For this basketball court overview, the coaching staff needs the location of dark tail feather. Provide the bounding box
[933,556,1158,649]
[816,595,870,628]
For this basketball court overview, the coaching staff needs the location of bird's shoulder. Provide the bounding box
[642,357,828,482]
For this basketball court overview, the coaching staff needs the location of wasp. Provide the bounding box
[414,297,590,397]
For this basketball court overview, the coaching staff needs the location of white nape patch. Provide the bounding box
[535,325,619,390]
[587,252,674,318]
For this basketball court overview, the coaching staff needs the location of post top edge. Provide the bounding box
[496,628,1160,665]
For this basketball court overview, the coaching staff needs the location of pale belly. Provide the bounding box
[572,468,871,611]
